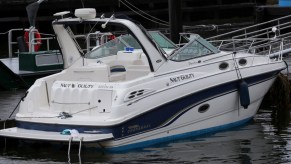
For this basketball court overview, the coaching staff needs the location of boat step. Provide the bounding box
[0,127,113,142]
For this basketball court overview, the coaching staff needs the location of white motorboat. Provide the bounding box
[0,8,287,151]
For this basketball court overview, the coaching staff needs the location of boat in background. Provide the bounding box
[0,8,288,151]
[0,0,63,90]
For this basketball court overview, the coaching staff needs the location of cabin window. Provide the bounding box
[198,104,210,113]
[170,35,219,62]
[148,31,177,50]
[171,40,213,61]
[238,58,247,66]
[219,62,229,70]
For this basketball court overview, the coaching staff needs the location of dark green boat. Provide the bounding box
[0,50,63,90]
[0,0,64,90]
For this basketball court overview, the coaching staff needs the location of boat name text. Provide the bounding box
[170,73,195,83]
[60,83,94,88]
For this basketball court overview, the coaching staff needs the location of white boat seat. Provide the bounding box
[70,63,110,82]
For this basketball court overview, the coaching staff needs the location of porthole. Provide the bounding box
[219,62,229,70]
[198,104,210,113]
[238,58,247,66]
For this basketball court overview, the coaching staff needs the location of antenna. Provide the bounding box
[37,0,46,4]
[100,14,105,19]
[101,14,115,29]
[26,0,46,27]
[53,11,70,19]
[80,0,85,8]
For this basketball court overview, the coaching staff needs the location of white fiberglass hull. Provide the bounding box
[100,76,275,150]
[0,72,276,150]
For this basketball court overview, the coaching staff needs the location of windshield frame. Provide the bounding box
[53,19,164,72]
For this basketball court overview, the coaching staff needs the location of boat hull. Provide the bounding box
[2,71,277,150]
[101,76,275,150]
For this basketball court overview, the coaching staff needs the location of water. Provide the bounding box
[0,90,291,163]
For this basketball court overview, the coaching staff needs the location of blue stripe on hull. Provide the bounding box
[17,70,279,140]
[106,117,253,152]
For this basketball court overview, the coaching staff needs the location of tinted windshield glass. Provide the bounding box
[171,40,213,61]
[148,31,177,49]
[170,35,219,61]
[85,34,142,59]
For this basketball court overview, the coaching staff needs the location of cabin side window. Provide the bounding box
[171,40,213,61]
[170,35,219,61]
[148,31,177,50]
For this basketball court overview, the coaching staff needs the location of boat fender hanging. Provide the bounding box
[239,80,250,109]
[24,31,42,51]
[60,129,79,137]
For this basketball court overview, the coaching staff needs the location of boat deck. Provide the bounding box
[0,57,62,76]
[0,58,34,75]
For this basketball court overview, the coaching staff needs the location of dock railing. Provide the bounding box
[205,14,291,57]
[70,30,115,54]
[7,28,23,58]
[1,28,57,58]
[207,14,291,41]
[209,37,290,61]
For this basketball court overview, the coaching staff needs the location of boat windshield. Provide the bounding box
[170,34,220,61]
[85,31,177,59]
[148,31,177,53]
[85,34,142,59]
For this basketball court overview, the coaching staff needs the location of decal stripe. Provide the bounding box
[107,117,253,151]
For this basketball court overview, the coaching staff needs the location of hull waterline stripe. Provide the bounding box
[106,117,253,151]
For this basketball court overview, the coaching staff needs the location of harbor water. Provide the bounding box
[0,90,291,163]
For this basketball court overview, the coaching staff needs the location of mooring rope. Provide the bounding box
[231,51,245,115]
[119,0,169,26]
[3,91,28,129]
[67,137,73,163]
[2,89,98,121]
[78,137,83,156]
[232,52,243,80]
[283,60,289,76]
[12,105,98,120]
